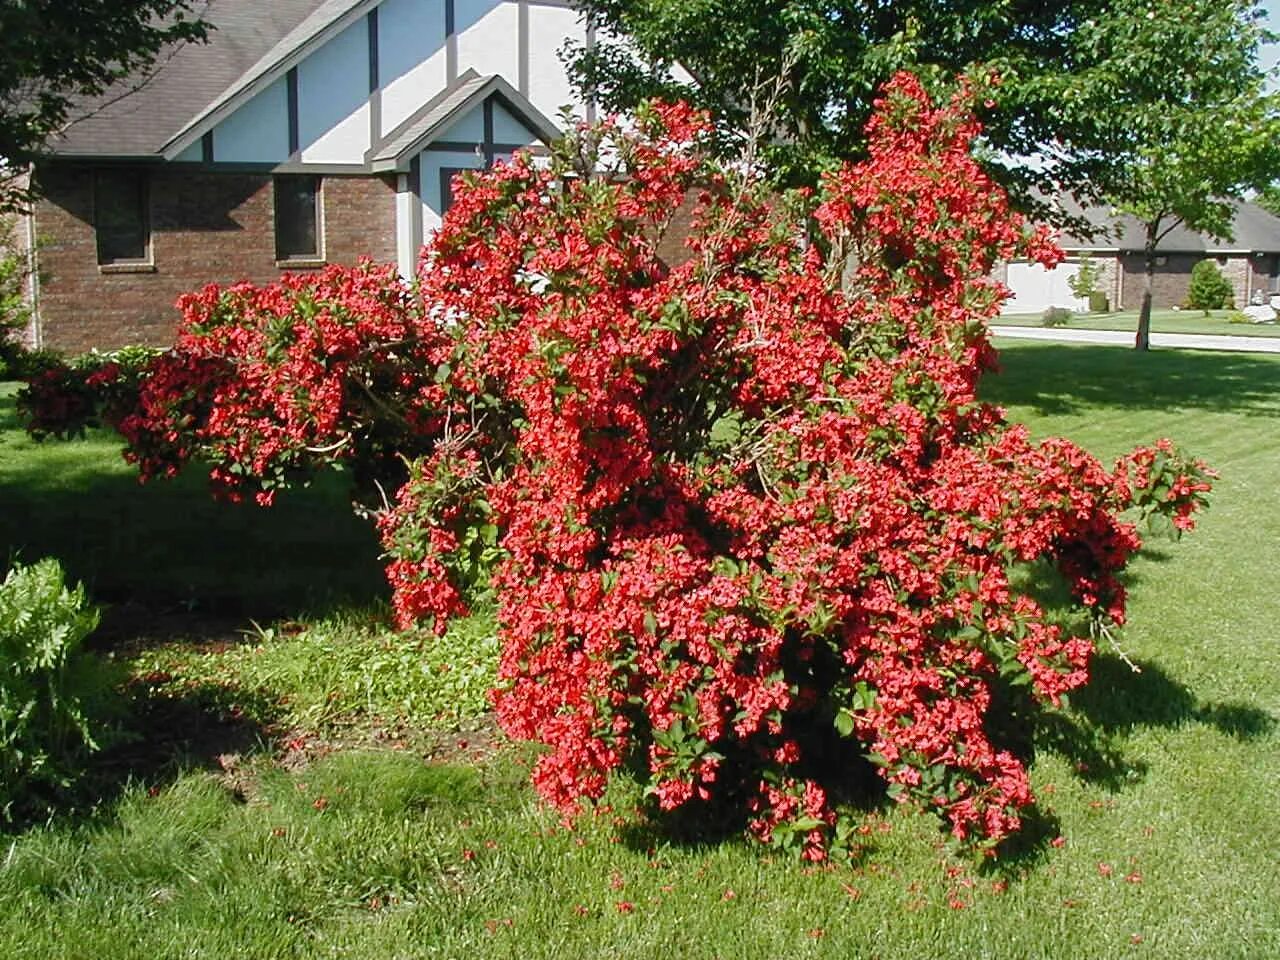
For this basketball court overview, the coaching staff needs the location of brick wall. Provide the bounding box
[1248,253,1278,299]
[1119,253,1201,310]
[1220,256,1249,309]
[31,164,398,354]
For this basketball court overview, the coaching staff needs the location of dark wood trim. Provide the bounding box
[518,0,530,96]
[410,154,423,262]
[423,140,530,154]
[445,0,457,83]
[286,68,300,156]
[482,97,496,168]
[585,21,597,124]
[367,8,380,92]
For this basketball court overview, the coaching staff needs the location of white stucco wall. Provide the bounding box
[214,77,291,163]
[527,3,586,119]
[379,0,448,136]
[457,0,518,81]
[298,17,372,162]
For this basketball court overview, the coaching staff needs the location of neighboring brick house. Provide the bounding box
[18,0,591,353]
[998,200,1280,316]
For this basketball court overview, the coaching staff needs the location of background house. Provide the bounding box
[998,200,1280,315]
[18,0,597,353]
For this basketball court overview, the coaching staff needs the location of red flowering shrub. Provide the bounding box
[20,74,1213,857]
[381,77,1212,856]
[21,262,455,505]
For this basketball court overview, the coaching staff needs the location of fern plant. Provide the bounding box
[0,558,100,821]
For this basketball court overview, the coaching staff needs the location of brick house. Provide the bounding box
[998,200,1280,316]
[16,0,594,354]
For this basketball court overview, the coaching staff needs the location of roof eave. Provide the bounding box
[379,78,561,171]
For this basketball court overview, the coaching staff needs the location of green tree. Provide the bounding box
[567,1,1278,235]
[0,1,207,212]
[1068,254,1101,307]
[1042,0,1279,349]
[569,0,1114,194]
[1186,260,1234,315]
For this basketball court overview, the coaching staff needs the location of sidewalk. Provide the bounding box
[990,325,1280,354]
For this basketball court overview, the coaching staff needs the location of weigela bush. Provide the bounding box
[382,76,1212,856]
[21,75,1213,857]
[21,263,455,505]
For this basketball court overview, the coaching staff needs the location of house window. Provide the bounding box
[274,175,322,261]
[95,169,150,265]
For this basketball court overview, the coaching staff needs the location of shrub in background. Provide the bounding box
[1186,260,1234,314]
[1040,305,1074,327]
[1067,254,1100,309]
[0,558,101,821]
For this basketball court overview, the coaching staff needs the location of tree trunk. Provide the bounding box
[1136,240,1156,352]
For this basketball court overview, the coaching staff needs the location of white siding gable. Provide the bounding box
[457,0,519,83]
[298,17,372,163]
[379,0,448,137]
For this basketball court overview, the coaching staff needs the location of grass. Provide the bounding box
[1,343,1279,959]
[997,308,1280,338]
[0,382,386,618]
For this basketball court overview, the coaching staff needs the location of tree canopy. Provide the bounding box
[0,0,207,211]
[1039,0,1280,346]
[567,0,1278,216]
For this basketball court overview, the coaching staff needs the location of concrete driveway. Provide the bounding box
[990,325,1280,354]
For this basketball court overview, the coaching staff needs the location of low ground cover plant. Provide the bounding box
[17,76,1212,858]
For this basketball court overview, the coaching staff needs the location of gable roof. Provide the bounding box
[161,0,377,160]
[48,0,338,158]
[368,71,560,172]
[1056,197,1280,254]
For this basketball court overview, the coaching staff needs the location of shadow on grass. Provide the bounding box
[0,434,387,622]
[1071,653,1275,740]
[981,343,1280,418]
[2,668,282,834]
[1025,653,1275,801]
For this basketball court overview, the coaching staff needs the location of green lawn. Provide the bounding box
[997,308,1280,338]
[1,344,1278,959]
[0,383,386,619]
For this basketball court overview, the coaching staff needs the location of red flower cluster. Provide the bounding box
[381,76,1212,854]
[23,262,455,505]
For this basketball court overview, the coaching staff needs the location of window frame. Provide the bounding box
[94,168,152,270]
[273,174,324,265]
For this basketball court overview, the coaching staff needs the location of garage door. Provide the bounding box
[1002,260,1088,316]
